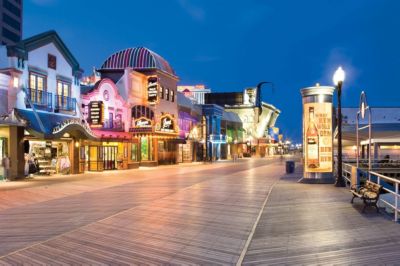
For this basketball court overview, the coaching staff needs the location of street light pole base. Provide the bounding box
[334,179,346,187]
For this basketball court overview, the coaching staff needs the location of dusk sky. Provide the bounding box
[24,0,400,142]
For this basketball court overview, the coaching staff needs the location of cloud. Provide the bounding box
[177,0,205,22]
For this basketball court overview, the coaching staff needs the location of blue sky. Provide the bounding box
[25,0,400,142]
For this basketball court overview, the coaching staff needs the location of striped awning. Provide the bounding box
[100,47,176,77]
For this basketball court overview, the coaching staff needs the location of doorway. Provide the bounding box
[103,146,118,170]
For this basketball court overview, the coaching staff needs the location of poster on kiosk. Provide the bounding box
[301,85,335,183]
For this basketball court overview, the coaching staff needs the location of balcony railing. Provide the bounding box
[102,120,125,131]
[26,88,52,109]
[55,95,76,112]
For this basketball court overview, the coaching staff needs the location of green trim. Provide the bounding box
[56,74,72,83]
[7,30,82,75]
[28,66,48,76]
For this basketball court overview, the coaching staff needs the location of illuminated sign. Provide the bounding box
[88,101,104,126]
[134,117,152,128]
[52,119,95,137]
[157,114,176,133]
[147,76,158,104]
[303,102,333,173]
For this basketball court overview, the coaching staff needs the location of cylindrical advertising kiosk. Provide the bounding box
[300,85,335,183]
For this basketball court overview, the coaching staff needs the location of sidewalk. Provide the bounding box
[243,165,400,265]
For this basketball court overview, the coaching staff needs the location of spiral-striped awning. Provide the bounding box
[100,47,176,76]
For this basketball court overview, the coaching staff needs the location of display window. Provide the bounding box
[131,143,138,161]
[27,140,70,175]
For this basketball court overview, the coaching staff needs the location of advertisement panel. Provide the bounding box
[303,102,333,173]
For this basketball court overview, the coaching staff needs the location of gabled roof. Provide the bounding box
[7,30,82,75]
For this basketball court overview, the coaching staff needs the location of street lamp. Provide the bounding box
[333,66,346,187]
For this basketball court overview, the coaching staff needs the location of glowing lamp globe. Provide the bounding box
[333,66,345,86]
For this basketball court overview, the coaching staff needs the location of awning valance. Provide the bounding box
[16,109,96,140]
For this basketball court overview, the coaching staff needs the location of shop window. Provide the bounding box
[165,88,169,101]
[57,80,71,97]
[131,143,138,161]
[29,72,47,104]
[108,112,113,129]
[132,105,154,120]
[140,138,149,161]
[159,86,164,99]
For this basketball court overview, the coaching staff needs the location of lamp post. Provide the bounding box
[333,66,346,187]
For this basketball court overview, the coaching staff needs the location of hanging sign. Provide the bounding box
[88,101,104,126]
[303,102,333,173]
[147,76,158,104]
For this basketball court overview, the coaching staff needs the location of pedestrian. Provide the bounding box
[24,153,30,177]
[1,155,10,181]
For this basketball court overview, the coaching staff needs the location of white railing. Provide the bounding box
[369,171,399,222]
[342,162,399,222]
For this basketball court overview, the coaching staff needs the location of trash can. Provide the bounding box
[286,160,295,174]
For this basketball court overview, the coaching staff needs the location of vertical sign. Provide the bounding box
[303,102,333,172]
[147,76,158,104]
[89,101,104,126]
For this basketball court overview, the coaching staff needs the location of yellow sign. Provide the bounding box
[303,102,333,173]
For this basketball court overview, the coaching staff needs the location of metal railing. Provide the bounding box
[55,95,76,112]
[26,88,52,109]
[342,162,399,222]
[102,120,125,130]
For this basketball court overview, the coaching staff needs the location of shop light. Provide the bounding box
[13,76,19,88]
[75,142,80,148]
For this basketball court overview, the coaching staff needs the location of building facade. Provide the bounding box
[205,87,280,157]
[81,78,134,171]
[177,84,210,104]
[98,47,180,166]
[0,0,22,45]
[0,30,94,179]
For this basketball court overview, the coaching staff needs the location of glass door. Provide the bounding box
[141,137,149,161]
[103,146,117,170]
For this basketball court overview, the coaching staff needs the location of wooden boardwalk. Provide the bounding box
[0,159,281,265]
[0,159,399,265]
[243,168,400,265]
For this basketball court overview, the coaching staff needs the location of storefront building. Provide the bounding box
[0,31,94,178]
[201,104,226,161]
[81,78,135,171]
[221,111,243,159]
[205,87,281,157]
[177,92,202,162]
[97,47,180,166]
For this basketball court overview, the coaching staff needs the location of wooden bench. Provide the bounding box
[351,180,383,213]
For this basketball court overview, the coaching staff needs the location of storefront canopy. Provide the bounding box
[16,109,96,140]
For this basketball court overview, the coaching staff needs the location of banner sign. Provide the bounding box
[88,101,104,126]
[303,102,333,173]
[147,76,158,104]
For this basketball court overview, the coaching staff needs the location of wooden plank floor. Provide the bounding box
[0,159,282,264]
[243,167,400,265]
